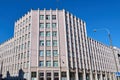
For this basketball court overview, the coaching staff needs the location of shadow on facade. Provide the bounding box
[3,69,26,80]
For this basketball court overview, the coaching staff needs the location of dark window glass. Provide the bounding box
[52,15,56,20]
[31,72,36,77]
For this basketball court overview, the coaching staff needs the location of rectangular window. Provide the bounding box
[46,40,51,46]
[28,24,31,30]
[24,62,26,68]
[53,50,58,56]
[25,34,27,40]
[29,16,31,22]
[39,50,44,56]
[53,61,58,67]
[40,40,44,46]
[46,15,50,20]
[52,15,56,20]
[26,18,28,23]
[46,23,50,28]
[54,72,59,80]
[46,50,51,56]
[54,72,59,76]
[27,51,29,58]
[31,72,37,78]
[40,23,44,28]
[53,40,57,46]
[46,31,50,37]
[28,41,30,48]
[39,73,44,76]
[28,32,30,38]
[46,61,51,67]
[21,53,23,59]
[27,61,29,68]
[52,23,56,28]
[24,52,26,58]
[40,31,44,37]
[52,31,57,37]
[47,73,51,80]
[47,72,51,76]
[40,15,44,20]
[39,73,44,80]
[39,61,44,67]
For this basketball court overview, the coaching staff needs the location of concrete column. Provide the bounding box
[51,70,54,80]
[109,72,112,80]
[95,71,98,80]
[93,73,95,80]
[59,70,61,80]
[100,72,103,80]
[67,70,70,80]
[113,73,117,80]
[83,69,86,80]
[90,71,93,80]
[44,71,46,80]
[105,72,108,80]
[37,70,39,80]
[76,69,79,80]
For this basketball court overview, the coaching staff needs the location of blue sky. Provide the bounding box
[0,0,120,48]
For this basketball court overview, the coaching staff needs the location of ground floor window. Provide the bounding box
[39,72,44,80]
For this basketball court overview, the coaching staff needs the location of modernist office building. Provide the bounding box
[0,9,120,80]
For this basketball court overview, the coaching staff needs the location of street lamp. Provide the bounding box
[93,28,118,80]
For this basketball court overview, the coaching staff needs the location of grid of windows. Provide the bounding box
[39,23,56,29]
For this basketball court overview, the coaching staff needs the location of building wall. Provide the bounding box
[0,9,120,80]
[88,37,119,80]
[0,38,14,77]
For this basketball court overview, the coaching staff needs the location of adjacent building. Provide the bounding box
[0,9,120,80]
[88,38,120,80]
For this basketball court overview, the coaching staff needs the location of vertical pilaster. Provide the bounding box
[90,71,93,80]
[67,70,70,80]
[51,70,54,80]
[109,72,112,80]
[100,72,103,80]
[44,71,46,80]
[83,69,86,80]
[105,72,108,80]
[95,71,98,80]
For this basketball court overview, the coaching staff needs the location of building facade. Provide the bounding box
[0,9,120,80]
[88,38,120,80]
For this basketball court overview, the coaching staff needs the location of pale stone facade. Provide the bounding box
[0,9,120,80]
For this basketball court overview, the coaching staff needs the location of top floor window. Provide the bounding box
[40,15,44,20]
[46,15,50,20]
[52,15,56,20]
